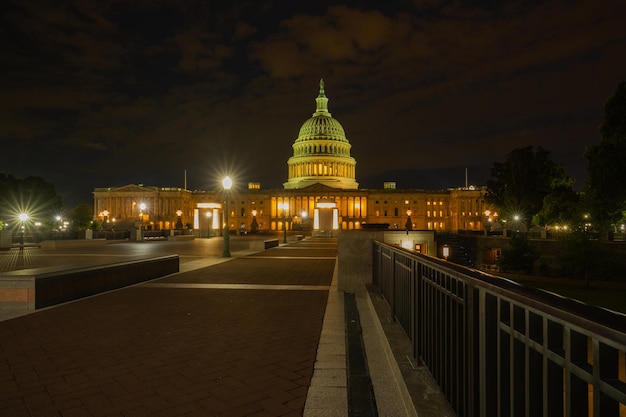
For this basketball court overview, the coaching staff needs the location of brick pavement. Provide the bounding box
[0,238,338,417]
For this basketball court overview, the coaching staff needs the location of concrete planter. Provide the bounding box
[0,230,12,249]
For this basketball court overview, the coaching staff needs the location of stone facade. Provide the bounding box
[93,80,488,234]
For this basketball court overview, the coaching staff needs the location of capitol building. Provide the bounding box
[93,80,487,236]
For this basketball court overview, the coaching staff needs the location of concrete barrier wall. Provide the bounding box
[0,231,12,249]
[0,255,179,311]
[338,231,385,292]
[249,239,280,250]
[337,230,436,292]
[40,239,107,250]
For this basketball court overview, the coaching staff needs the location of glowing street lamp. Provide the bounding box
[139,203,146,241]
[301,211,308,235]
[251,209,259,233]
[405,209,413,232]
[443,244,450,260]
[222,176,232,257]
[175,209,183,229]
[278,201,289,243]
[18,212,28,250]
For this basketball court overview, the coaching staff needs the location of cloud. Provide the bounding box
[1,0,625,205]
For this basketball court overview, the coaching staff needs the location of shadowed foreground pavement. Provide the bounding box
[0,238,337,416]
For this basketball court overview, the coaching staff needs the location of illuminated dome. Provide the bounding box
[284,79,358,190]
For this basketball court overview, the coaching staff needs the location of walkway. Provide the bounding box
[0,236,440,416]
[0,238,348,417]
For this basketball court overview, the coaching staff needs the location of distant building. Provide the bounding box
[93,80,487,236]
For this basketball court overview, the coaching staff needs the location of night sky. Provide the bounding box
[2,1,625,207]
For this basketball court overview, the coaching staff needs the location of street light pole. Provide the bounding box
[279,201,289,243]
[405,209,413,234]
[222,176,232,257]
[18,213,28,250]
[139,203,146,241]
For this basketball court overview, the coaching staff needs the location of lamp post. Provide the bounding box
[206,211,212,238]
[251,209,258,233]
[484,210,491,235]
[102,209,109,227]
[176,209,183,230]
[222,176,232,257]
[139,203,146,241]
[278,201,289,243]
[18,212,28,250]
[301,211,308,236]
[405,209,413,233]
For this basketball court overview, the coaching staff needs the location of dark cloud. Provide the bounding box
[1,0,625,206]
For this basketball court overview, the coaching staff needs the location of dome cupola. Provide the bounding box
[284,79,358,190]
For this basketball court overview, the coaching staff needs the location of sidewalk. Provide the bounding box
[0,238,339,416]
[0,237,428,417]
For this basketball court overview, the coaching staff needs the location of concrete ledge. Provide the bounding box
[249,239,280,250]
[0,255,179,311]
[167,235,195,241]
[40,239,107,250]
[358,289,419,417]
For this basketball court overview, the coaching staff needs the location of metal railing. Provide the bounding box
[372,241,626,417]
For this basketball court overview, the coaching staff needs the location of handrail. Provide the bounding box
[372,240,626,417]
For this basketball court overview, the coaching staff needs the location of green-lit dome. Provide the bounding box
[284,79,358,190]
[297,112,347,143]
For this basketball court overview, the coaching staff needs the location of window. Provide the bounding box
[394,208,399,216]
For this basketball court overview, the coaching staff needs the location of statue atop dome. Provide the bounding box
[314,79,330,116]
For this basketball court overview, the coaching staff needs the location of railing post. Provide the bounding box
[389,250,396,320]
[412,259,419,361]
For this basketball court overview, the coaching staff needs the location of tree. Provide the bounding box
[533,188,582,228]
[497,233,540,274]
[0,173,64,228]
[70,204,94,231]
[584,81,626,234]
[557,230,611,287]
[485,146,574,226]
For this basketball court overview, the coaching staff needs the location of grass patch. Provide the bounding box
[520,281,626,314]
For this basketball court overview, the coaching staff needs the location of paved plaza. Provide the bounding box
[0,236,446,417]
[0,237,349,417]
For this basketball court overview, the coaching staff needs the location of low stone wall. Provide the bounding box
[0,255,179,311]
[249,239,280,250]
[0,231,12,250]
[167,235,195,241]
[40,239,107,250]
